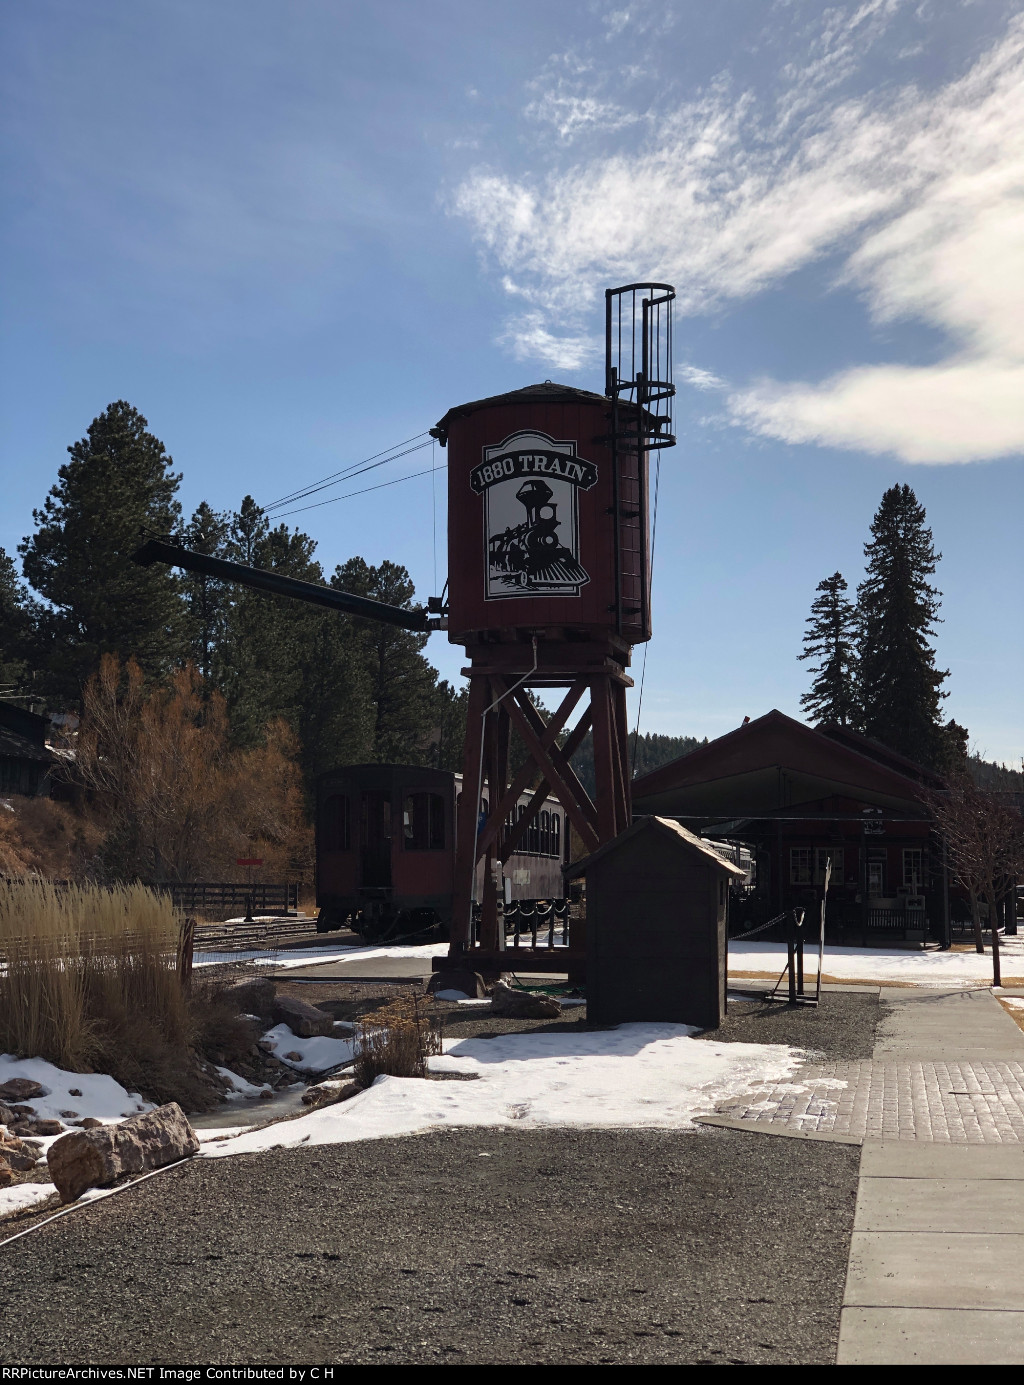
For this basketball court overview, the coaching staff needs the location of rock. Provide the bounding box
[47,1102,199,1204]
[302,1080,359,1107]
[59,1110,79,1120]
[283,1051,303,1062]
[0,1103,15,1127]
[68,1088,82,1097]
[270,996,335,1038]
[80,1117,103,1129]
[258,1088,274,1100]
[0,1079,44,1103]
[222,976,277,1018]
[0,1156,13,1187]
[10,1118,55,1137]
[26,1119,65,1136]
[10,1104,35,1117]
[427,970,490,999]
[4,1147,40,1172]
[257,1039,275,1053]
[0,1133,41,1170]
[489,980,562,1019]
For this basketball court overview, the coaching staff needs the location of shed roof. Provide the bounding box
[565,815,746,880]
[0,723,53,764]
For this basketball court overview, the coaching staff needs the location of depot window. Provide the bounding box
[903,848,924,889]
[790,848,814,885]
[321,794,350,852]
[815,848,843,885]
[403,792,445,850]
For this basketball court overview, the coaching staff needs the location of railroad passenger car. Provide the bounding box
[315,764,567,940]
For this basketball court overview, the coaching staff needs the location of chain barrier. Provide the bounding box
[730,912,789,942]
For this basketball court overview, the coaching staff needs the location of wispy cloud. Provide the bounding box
[453,9,1024,462]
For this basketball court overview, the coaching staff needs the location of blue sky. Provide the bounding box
[2,0,1021,761]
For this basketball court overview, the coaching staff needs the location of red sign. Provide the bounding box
[236,858,264,867]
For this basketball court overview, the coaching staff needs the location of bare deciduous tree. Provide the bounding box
[926,774,1024,987]
[74,654,311,884]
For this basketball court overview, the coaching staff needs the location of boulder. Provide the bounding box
[0,1103,15,1127]
[47,1102,199,1204]
[270,996,334,1038]
[427,970,490,999]
[13,1118,63,1137]
[0,1134,41,1170]
[0,1078,44,1103]
[489,980,562,1019]
[0,1156,13,1187]
[80,1117,103,1130]
[221,976,277,1018]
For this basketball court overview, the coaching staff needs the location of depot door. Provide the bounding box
[361,790,393,887]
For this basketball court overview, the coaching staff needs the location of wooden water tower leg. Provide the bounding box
[478,702,510,951]
[590,674,631,840]
[613,678,633,829]
[450,673,490,952]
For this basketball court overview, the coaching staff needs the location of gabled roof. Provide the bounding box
[631,709,933,820]
[565,814,746,879]
[819,722,944,786]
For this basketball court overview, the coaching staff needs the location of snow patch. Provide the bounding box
[260,1024,355,1073]
[200,1023,804,1158]
[0,1054,154,1125]
[729,940,1023,987]
[0,1182,57,1217]
[214,1066,270,1098]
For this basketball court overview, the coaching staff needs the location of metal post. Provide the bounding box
[792,936,803,1002]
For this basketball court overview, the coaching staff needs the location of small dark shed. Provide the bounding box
[567,816,744,1029]
[0,701,53,797]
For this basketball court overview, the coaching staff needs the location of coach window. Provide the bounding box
[540,810,550,856]
[321,794,350,851]
[551,812,561,858]
[403,792,446,850]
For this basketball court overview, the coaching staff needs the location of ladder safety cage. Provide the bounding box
[604,283,676,638]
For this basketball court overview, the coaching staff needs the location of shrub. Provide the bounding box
[353,994,443,1087]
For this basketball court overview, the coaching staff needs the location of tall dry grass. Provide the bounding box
[0,878,187,1075]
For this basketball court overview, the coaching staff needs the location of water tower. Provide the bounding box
[434,284,676,956]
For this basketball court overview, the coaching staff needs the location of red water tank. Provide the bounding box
[435,383,650,647]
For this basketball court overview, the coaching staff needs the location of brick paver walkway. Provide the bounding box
[715,1056,1024,1142]
[714,986,1024,1144]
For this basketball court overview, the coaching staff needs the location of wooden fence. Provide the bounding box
[147,881,299,918]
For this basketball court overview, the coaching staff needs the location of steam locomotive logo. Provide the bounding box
[470,430,598,600]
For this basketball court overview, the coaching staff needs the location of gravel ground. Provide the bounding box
[708,990,883,1060]
[1,990,878,1363]
[0,1124,858,1366]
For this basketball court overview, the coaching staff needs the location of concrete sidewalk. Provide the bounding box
[837,988,1024,1364]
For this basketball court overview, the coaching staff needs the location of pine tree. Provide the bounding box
[217,498,373,779]
[182,502,231,683]
[19,402,184,699]
[431,680,468,771]
[332,558,438,763]
[0,547,37,693]
[798,572,860,726]
[857,484,948,768]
